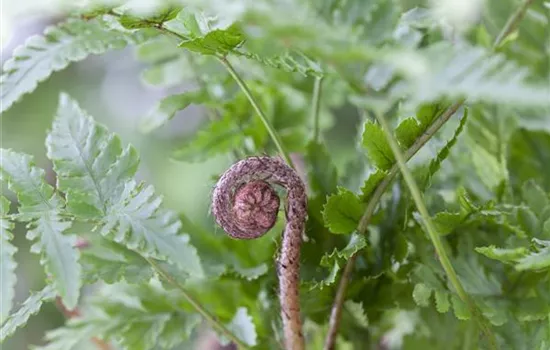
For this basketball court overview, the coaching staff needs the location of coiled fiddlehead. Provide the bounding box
[212,156,307,350]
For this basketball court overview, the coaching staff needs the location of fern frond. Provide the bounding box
[0,197,17,324]
[1,18,152,114]
[46,94,203,278]
[0,150,81,309]
[0,285,56,342]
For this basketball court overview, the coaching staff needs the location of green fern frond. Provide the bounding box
[0,150,81,309]
[46,94,203,278]
[0,18,152,114]
[0,197,17,324]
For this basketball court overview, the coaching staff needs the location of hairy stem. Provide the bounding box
[146,258,250,350]
[325,0,535,345]
[311,76,324,142]
[212,156,307,350]
[218,56,293,167]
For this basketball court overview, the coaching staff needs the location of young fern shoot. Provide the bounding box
[212,156,307,350]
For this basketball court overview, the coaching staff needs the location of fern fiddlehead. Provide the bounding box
[212,156,307,350]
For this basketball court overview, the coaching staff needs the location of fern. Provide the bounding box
[0,18,152,114]
[0,150,81,309]
[0,197,17,323]
[0,285,56,342]
[400,42,550,107]
[46,94,204,278]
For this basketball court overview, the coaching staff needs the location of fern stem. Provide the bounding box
[324,101,462,350]
[145,258,251,350]
[217,56,294,167]
[493,0,535,49]
[311,76,324,142]
[373,111,497,349]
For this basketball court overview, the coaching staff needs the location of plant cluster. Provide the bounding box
[1,0,549,349]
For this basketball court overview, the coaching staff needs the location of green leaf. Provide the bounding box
[423,109,468,188]
[220,307,258,347]
[305,141,338,197]
[46,94,203,278]
[119,7,181,29]
[46,93,139,218]
[172,114,245,162]
[344,300,369,328]
[516,239,550,271]
[323,188,364,234]
[450,295,471,320]
[179,23,244,55]
[320,233,367,267]
[81,239,154,284]
[432,211,465,236]
[101,180,204,278]
[0,18,151,114]
[412,283,432,307]
[0,149,81,309]
[362,121,395,170]
[0,285,56,342]
[434,290,450,313]
[360,169,387,201]
[38,280,202,350]
[508,129,550,192]
[0,197,17,323]
[395,117,423,149]
[140,90,209,133]
[522,180,549,217]
[398,42,550,107]
[475,246,529,264]
[234,50,323,77]
[0,197,17,324]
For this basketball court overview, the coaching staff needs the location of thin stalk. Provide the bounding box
[217,55,294,167]
[373,111,497,349]
[493,0,535,49]
[146,258,250,350]
[311,76,324,142]
[325,0,535,344]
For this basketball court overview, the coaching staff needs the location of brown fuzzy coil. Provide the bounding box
[212,156,307,350]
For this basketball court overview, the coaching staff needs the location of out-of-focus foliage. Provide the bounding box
[1,0,549,349]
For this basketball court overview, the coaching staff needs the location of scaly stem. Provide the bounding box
[146,258,250,350]
[311,76,324,142]
[373,111,497,349]
[218,56,293,167]
[325,0,535,344]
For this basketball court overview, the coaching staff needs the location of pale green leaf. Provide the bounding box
[475,246,528,264]
[0,18,151,114]
[0,197,17,323]
[46,93,139,218]
[412,283,432,307]
[221,307,257,347]
[395,117,422,149]
[362,121,395,170]
[434,290,450,313]
[140,90,209,133]
[0,285,56,342]
[322,188,364,234]
[522,180,549,217]
[320,233,367,267]
[432,211,464,236]
[450,295,471,320]
[0,149,81,308]
[101,180,204,278]
[344,300,368,328]
[516,239,550,271]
